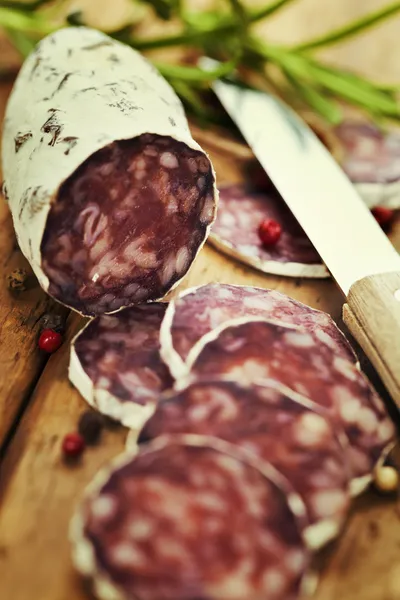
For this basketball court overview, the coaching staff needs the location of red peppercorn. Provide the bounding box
[371,206,394,229]
[258,219,282,247]
[62,432,85,458]
[38,328,62,353]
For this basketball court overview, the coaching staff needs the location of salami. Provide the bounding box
[160,283,356,379]
[335,120,400,209]
[209,184,328,278]
[69,303,173,428]
[186,318,395,494]
[2,27,217,316]
[71,435,310,600]
[139,380,350,549]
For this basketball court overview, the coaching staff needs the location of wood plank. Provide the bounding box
[0,314,126,600]
[0,81,69,451]
[1,0,400,598]
[315,494,400,600]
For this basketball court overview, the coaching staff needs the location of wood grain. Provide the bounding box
[0,315,126,600]
[0,82,69,451]
[0,1,400,598]
[343,272,400,407]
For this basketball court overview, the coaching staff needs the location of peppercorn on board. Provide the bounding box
[1,1,400,599]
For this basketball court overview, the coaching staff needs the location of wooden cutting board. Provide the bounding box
[1,1,400,598]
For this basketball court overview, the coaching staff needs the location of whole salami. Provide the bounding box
[71,435,310,600]
[160,283,356,379]
[69,303,173,428]
[2,27,217,316]
[186,317,395,494]
[139,380,351,549]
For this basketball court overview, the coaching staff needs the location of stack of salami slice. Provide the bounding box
[70,283,396,600]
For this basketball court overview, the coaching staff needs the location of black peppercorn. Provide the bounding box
[7,268,28,291]
[39,313,66,335]
[77,410,104,445]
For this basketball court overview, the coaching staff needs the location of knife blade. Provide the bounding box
[201,58,400,405]
[200,60,400,294]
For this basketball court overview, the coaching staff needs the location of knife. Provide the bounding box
[200,58,400,406]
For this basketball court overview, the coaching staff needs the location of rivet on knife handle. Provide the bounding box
[342,271,400,405]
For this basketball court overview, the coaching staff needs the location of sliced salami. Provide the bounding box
[71,435,310,600]
[69,303,173,428]
[160,283,356,379]
[186,318,395,494]
[209,184,328,278]
[139,380,351,549]
[335,120,400,209]
[2,27,217,316]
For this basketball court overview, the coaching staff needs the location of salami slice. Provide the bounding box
[209,184,328,278]
[2,28,217,316]
[335,120,400,209]
[69,303,173,428]
[139,380,350,549]
[71,435,310,600]
[160,283,356,379]
[186,318,395,494]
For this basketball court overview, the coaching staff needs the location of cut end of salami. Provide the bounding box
[69,303,173,428]
[209,184,327,278]
[42,135,215,315]
[2,28,217,316]
[186,317,395,487]
[139,380,351,549]
[160,283,356,379]
[72,435,309,600]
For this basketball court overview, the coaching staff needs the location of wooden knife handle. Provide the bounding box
[343,271,400,406]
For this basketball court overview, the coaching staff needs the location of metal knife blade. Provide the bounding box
[201,60,400,295]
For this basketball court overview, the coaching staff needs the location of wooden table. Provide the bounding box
[1,1,400,598]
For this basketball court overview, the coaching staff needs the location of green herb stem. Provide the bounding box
[246,36,400,120]
[122,33,181,51]
[310,64,400,117]
[314,62,398,99]
[129,0,296,51]
[228,0,247,23]
[0,6,54,33]
[170,79,210,116]
[295,1,400,51]
[283,69,343,123]
[4,25,36,56]
[1,0,399,127]
[0,0,52,11]
[153,57,237,82]
[249,0,297,23]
